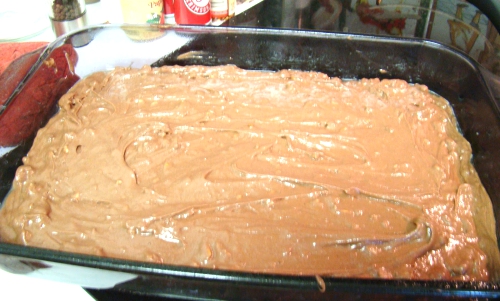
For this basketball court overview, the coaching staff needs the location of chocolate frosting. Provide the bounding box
[1,65,498,280]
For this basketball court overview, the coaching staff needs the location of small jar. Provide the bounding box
[120,0,165,41]
[49,0,88,37]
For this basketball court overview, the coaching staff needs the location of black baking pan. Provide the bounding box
[1,25,500,300]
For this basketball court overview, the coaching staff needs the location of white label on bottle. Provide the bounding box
[211,0,228,12]
[227,0,235,15]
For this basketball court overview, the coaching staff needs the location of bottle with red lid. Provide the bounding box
[211,0,235,21]
[163,0,175,24]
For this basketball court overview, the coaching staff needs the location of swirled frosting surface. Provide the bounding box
[0,65,497,280]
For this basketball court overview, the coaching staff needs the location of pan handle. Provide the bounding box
[467,0,500,33]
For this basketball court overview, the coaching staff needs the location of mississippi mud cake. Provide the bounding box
[0,65,498,280]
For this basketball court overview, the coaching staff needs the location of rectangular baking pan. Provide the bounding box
[1,24,500,300]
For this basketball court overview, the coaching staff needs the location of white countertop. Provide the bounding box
[1,0,263,43]
[0,0,125,43]
[0,268,95,300]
